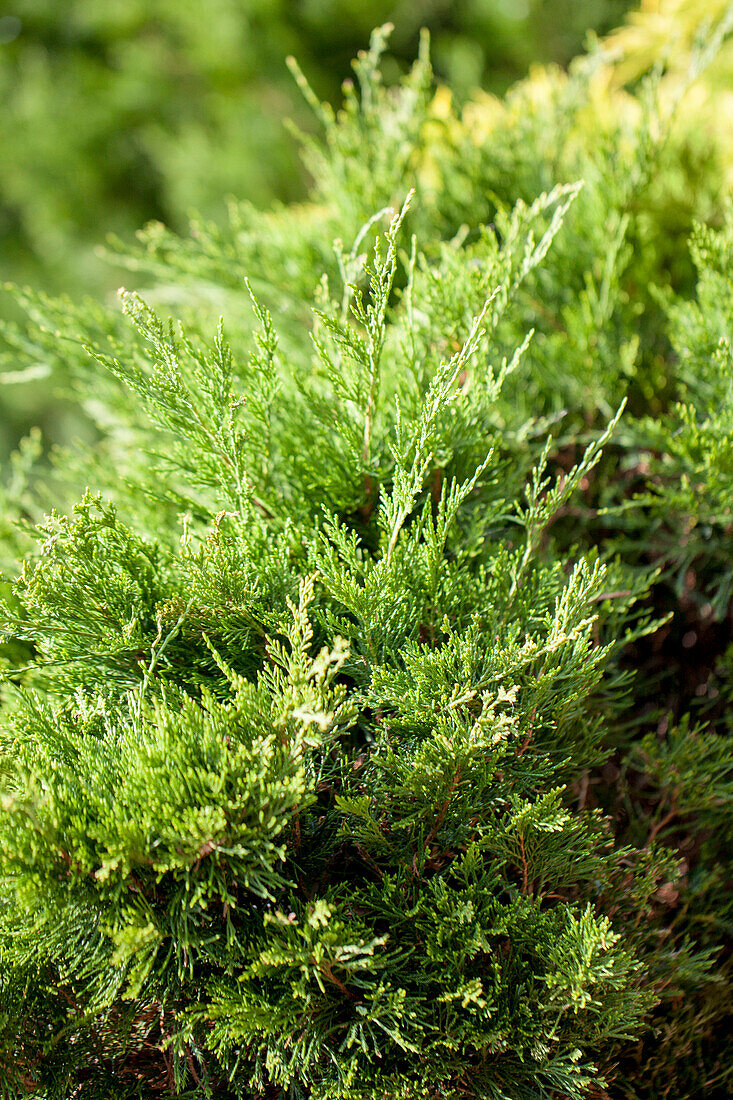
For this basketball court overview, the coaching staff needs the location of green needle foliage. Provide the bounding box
[1,19,732,1100]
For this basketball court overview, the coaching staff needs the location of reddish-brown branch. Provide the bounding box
[517,707,536,758]
[185,1044,204,1088]
[424,766,463,853]
[355,842,384,880]
[319,961,352,998]
[519,835,529,894]
[645,807,678,849]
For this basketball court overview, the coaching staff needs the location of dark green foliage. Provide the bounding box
[621,212,733,617]
[1,19,732,1100]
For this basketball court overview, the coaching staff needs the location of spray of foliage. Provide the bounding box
[1,12,733,1100]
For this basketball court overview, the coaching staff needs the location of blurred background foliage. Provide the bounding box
[4,0,732,461]
[0,0,634,457]
[0,0,632,290]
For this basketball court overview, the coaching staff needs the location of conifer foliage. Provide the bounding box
[1,21,732,1100]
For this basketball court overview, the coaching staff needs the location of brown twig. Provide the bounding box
[319,961,352,998]
[424,766,463,853]
[519,835,529,895]
[577,770,590,810]
[185,1043,203,1088]
[646,806,678,849]
[517,707,537,758]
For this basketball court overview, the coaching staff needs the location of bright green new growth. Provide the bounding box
[1,21,732,1100]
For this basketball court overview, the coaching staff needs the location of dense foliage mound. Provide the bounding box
[1,18,732,1100]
